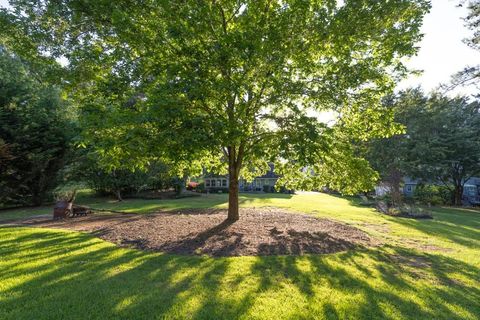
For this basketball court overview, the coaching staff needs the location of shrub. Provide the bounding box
[413,184,449,206]
[186,181,199,191]
[376,193,400,207]
[263,185,276,193]
[196,182,206,193]
[376,200,433,219]
[208,187,229,193]
[437,185,454,204]
[79,160,177,200]
[399,204,433,219]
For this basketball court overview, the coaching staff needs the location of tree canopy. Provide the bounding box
[2,0,430,219]
[0,47,72,206]
[366,89,480,205]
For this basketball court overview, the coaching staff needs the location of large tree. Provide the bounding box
[366,89,480,206]
[0,47,72,206]
[364,90,430,204]
[405,93,480,205]
[2,0,429,220]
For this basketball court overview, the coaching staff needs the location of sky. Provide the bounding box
[1,0,479,96]
[398,0,479,96]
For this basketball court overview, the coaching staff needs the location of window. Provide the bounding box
[467,187,476,196]
[222,179,227,187]
[211,180,216,187]
[205,180,210,187]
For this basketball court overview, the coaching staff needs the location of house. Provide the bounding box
[463,177,480,205]
[374,183,390,197]
[373,177,419,198]
[374,176,480,206]
[239,164,279,192]
[204,164,280,193]
[403,177,419,197]
[204,175,228,190]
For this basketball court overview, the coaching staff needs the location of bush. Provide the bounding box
[413,184,450,206]
[376,201,433,219]
[437,185,454,204]
[197,182,206,193]
[376,193,401,207]
[79,160,177,200]
[263,185,275,193]
[52,182,84,202]
[400,204,433,219]
[277,186,294,194]
[208,187,229,193]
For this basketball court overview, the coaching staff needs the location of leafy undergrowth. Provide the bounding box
[0,192,479,319]
[376,202,434,219]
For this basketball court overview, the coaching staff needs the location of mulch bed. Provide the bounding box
[6,208,377,257]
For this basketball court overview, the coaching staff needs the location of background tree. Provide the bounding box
[4,0,429,220]
[364,90,427,205]
[366,89,480,205]
[0,47,72,206]
[78,154,177,201]
[405,94,480,205]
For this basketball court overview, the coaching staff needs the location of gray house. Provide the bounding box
[374,177,419,197]
[407,177,480,205]
[464,177,480,205]
[204,164,280,193]
[204,175,228,190]
[403,177,419,197]
[239,164,279,192]
[378,176,480,206]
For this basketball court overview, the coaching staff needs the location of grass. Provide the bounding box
[0,192,479,319]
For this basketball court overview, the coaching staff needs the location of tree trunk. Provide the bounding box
[227,162,240,221]
[453,184,463,206]
[176,174,188,196]
[387,168,403,206]
[31,193,43,206]
[115,190,123,202]
[31,174,47,206]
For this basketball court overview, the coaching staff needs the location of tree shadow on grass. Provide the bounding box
[257,229,357,256]
[0,227,479,320]
[250,246,480,319]
[75,192,294,215]
[390,208,480,249]
[333,195,480,249]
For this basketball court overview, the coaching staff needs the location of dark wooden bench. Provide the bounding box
[72,205,92,217]
[53,202,92,219]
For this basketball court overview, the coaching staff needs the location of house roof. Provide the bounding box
[466,177,480,185]
[203,163,280,180]
[257,163,279,179]
[402,176,480,186]
[403,177,420,185]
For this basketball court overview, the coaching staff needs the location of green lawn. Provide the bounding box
[1,192,479,319]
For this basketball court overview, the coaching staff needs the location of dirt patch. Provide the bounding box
[417,244,454,252]
[8,208,377,257]
[356,222,391,234]
[389,254,432,268]
[400,239,454,253]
